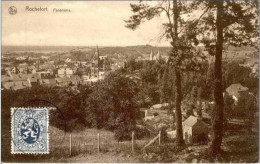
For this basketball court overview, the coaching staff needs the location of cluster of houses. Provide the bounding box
[2,47,173,91]
[1,71,84,90]
[3,48,170,91]
[142,82,255,144]
[1,47,117,90]
[143,105,209,144]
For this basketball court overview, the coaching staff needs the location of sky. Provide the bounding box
[2,1,171,47]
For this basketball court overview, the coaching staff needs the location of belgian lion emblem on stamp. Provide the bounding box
[11,108,49,154]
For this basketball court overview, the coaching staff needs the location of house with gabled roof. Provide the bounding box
[226,83,249,102]
[27,73,41,87]
[13,81,31,90]
[183,116,208,144]
[2,79,31,90]
[2,73,13,83]
[1,72,32,90]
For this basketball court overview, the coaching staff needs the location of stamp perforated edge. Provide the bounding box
[11,107,50,154]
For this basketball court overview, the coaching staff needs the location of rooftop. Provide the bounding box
[226,83,249,98]
[183,116,198,127]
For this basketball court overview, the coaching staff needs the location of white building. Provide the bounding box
[57,67,73,78]
[65,58,72,63]
[99,55,107,60]
[16,56,27,61]
[41,56,50,60]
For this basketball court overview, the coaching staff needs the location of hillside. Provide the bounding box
[2,45,258,61]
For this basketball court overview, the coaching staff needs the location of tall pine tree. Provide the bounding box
[187,0,258,155]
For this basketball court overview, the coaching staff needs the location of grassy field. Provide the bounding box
[48,127,259,163]
[50,127,119,155]
[139,130,259,163]
[3,126,151,162]
[3,123,258,162]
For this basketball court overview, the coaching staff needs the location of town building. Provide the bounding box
[38,79,56,87]
[38,70,52,78]
[90,46,110,80]
[65,58,72,63]
[40,56,50,60]
[2,73,32,90]
[27,73,41,87]
[55,77,71,87]
[110,61,126,71]
[57,67,73,78]
[16,56,27,61]
[81,74,90,84]
[149,50,161,61]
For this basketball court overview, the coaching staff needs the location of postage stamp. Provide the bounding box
[11,107,49,154]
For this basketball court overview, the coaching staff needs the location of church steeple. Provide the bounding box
[95,45,100,79]
[95,45,99,59]
[156,49,160,61]
[150,50,154,61]
[90,45,101,79]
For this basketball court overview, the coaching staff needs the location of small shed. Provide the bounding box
[144,110,155,121]
[183,116,208,144]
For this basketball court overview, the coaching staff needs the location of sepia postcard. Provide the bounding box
[1,0,259,163]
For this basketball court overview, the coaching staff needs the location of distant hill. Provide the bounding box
[90,45,171,59]
[66,45,172,61]
[2,46,85,53]
[2,45,258,61]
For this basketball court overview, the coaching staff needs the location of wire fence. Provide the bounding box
[49,131,160,156]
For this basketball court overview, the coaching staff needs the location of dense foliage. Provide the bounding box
[85,72,139,140]
[2,72,141,140]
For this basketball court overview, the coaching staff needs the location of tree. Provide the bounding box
[141,61,157,85]
[188,0,258,154]
[71,50,86,61]
[159,65,174,104]
[223,92,234,120]
[125,0,204,146]
[210,0,225,155]
[57,88,88,131]
[197,87,203,118]
[126,59,144,72]
[223,61,258,90]
[237,93,257,133]
[85,72,139,140]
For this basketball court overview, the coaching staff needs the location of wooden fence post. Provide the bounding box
[142,133,160,151]
[159,131,161,145]
[131,131,135,152]
[97,133,100,153]
[70,133,72,156]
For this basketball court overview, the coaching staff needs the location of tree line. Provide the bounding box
[2,71,147,141]
[125,0,258,155]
